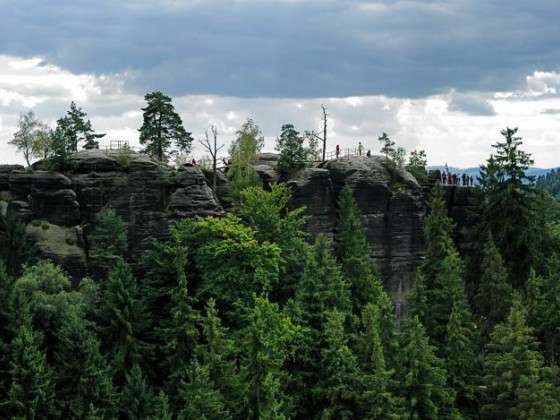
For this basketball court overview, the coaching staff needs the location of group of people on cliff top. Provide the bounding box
[441,171,474,187]
[335,142,373,159]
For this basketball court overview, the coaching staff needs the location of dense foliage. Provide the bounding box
[1,127,559,419]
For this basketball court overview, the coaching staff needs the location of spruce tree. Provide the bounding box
[475,233,513,341]
[398,316,455,419]
[443,299,480,417]
[5,322,57,419]
[139,91,193,161]
[177,360,231,420]
[119,364,158,419]
[482,298,560,419]
[477,128,544,287]
[335,184,385,314]
[315,310,362,419]
[296,234,352,332]
[357,303,401,419]
[98,259,149,384]
[157,237,199,399]
[54,311,116,418]
[89,208,128,259]
[195,298,240,416]
[66,101,105,150]
[239,296,299,420]
[410,184,466,346]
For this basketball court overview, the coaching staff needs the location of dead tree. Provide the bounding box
[198,125,224,192]
[309,104,329,161]
[321,104,328,161]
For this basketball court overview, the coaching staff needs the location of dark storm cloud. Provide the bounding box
[0,0,559,98]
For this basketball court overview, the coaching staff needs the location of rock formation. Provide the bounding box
[0,150,478,314]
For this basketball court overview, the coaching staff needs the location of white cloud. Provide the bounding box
[1,54,560,169]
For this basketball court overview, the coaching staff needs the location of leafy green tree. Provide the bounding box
[31,125,54,161]
[8,111,45,166]
[177,360,231,420]
[275,123,307,177]
[11,261,87,356]
[139,91,193,161]
[239,296,300,420]
[98,259,149,383]
[335,184,384,314]
[119,364,159,419]
[477,128,544,287]
[475,233,513,340]
[237,184,309,301]
[399,316,455,419]
[176,215,281,315]
[53,311,116,418]
[315,310,362,419]
[406,149,428,182]
[227,118,264,205]
[482,298,560,419]
[89,208,128,259]
[4,322,57,419]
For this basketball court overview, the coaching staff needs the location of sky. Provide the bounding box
[1,0,560,167]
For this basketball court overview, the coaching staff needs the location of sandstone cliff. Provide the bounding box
[0,150,477,313]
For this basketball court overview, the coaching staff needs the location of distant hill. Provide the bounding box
[427,165,559,184]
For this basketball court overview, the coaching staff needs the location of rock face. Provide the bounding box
[0,151,224,281]
[0,152,478,314]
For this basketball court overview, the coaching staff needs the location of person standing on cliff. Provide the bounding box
[336,144,340,160]
[357,141,364,156]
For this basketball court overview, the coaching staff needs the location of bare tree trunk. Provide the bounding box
[199,125,224,193]
[321,104,328,162]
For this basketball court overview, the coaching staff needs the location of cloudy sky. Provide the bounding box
[1,0,560,167]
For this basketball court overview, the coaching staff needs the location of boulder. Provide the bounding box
[26,221,87,284]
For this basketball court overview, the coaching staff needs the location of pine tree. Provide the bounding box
[378,132,395,160]
[98,259,149,384]
[482,298,559,419]
[139,91,193,161]
[475,233,513,341]
[399,316,455,419]
[54,311,116,418]
[275,123,307,177]
[66,101,105,150]
[119,364,158,419]
[315,310,362,419]
[335,184,385,314]
[177,360,231,420]
[0,213,35,277]
[5,322,57,419]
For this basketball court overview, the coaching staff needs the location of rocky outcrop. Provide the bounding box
[0,152,478,314]
[0,151,224,281]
